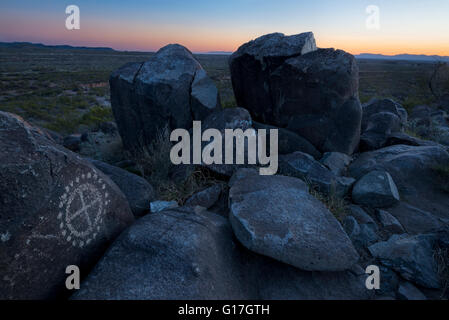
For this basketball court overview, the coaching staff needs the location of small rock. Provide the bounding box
[185,184,222,209]
[99,121,118,134]
[63,134,82,152]
[200,108,255,177]
[343,216,378,249]
[352,170,400,208]
[150,200,178,213]
[320,152,353,176]
[376,210,405,234]
[348,205,378,230]
[280,152,355,197]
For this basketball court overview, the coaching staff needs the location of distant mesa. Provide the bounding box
[356,53,449,62]
[205,51,233,55]
[0,41,115,52]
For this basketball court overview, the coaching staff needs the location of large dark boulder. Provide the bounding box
[110,44,220,154]
[0,112,134,299]
[230,33,361,155]
[230,32,316,124]
[269,49,362,154]
[199,107,256,177]
[89,160,156,217]
[72,208,256,300]
[252,121,321,158]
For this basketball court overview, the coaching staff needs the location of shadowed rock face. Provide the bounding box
[230,32,317,131]
[359,99,408,151]
[0,111,134,299]
[368,234,441,289]
[228,173,359,271]
[89,160,155,217]
[230,33,361,155]
[270,49,361,154]
[110,44,220,155]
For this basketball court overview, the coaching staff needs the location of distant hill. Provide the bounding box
[0,42,115,52]
[205,51,233,55]
[356,53,449,63]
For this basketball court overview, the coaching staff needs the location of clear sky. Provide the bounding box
[1,0,449,55]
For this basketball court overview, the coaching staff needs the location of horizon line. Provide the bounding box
[2,40,449,59]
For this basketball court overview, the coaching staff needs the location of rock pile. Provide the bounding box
[2,31,449,301]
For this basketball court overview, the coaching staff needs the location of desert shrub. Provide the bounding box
[402,95,433,114]
[132,126,219,203]
[434,245,449,298]
[222,98,237,109]
[80,105,113,125]
[405,119,449,145]
[157,169,222,204]
[308,181,349,222]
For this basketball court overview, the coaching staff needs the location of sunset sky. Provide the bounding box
[1,0,449,55]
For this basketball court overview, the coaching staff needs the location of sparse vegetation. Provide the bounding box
[308,181,349,222]
[405,119,449,145]
[2,46,445,138]
[434,244,449,298]
[132,126,220,204]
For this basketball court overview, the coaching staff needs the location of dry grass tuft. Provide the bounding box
[132,126,220,204]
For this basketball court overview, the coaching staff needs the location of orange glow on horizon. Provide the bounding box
[1,12,448,56]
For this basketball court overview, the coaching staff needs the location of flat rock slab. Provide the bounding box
[228,174,359,271]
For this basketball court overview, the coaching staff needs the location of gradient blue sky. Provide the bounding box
[1,0,449,54]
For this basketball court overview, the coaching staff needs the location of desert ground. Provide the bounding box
[0,45,439,135]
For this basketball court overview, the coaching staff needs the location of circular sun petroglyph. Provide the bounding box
[58,170,111,248]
